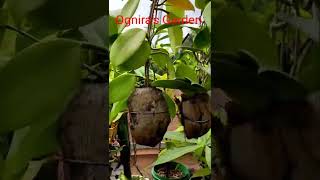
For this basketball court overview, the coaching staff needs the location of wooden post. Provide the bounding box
[60,82,109,180]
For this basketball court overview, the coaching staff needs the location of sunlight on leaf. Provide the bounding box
[166,0,195,11]
[154,145,200,165]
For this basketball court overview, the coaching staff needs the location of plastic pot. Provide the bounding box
[152,162,191,180]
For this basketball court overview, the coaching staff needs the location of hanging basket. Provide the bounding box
[128,87,171,147]
[179,93,212,139]
[109,121,119,144]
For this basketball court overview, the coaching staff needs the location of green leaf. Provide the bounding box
[6,0,46,24]
[109,73,136,104]
[117,0,140,33]
[205,146,211,169]
[0,39,81,134]
[259,70,307,101]
[118,41,151,71]
[194,27,210,49]
[2,119,60,180]
[109,16,118,36]
[175,63,198,83]
[154,145,200,165]
[166,5,184,53]
[151,49,170,69]
[110,28,147,66]
[166,0,195,11]
[154,23,182,35]
[21,159,49,180]
[214,6,279,69]
[15,24,58,52]
[110,99,128,124]
[164,131,197,143]
[79,15,107,47]
[191,168,211,178]
[33,0,106,28]
[203,2,211,32]
[212,54,269,113]
[152,79,206,94]
[163,93,176,118]
[195,0,210,10]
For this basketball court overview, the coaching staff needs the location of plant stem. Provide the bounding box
[0,24,40,42]
[145,0,159,87]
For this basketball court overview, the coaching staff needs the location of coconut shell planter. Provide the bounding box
[128,87,171,147]
[178,93,212,139]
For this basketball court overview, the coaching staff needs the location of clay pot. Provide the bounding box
[128,87,171,146]
[179,93,212,139]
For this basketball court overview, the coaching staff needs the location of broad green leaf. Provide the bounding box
[168,60,175,79]
[175,63,198,83]
[212,55,269,113]
[0,39,81,134]
[110,28,146,66]
[6,0,46,24]
[154,145,200,165]
[166,5,184,53]
[191,168,211,178]
[109,73,136,104]
[151,49,170,69]
[79,15,107,47]
[166,0,194,11]
[205,146,211,169]
[193,27,210,49]
[164,131,197,143]
[110,99,128,124]
[163,93,176,118]
[15,22,59,52]
[109,16,118,36]
[154,23,182,35]
[215,6,278,69]
[21,159,48,180]
[117,0,140,33]
[203,2,211,32]
[152,79,206,94]
[28,0,107,28]
[118,41,151,71]
[195,0,210,10]
[2,119,60,180]
[259,70,307,101]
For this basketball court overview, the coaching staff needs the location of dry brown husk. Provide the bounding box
[179,93,212,139]
[128,87,171,146]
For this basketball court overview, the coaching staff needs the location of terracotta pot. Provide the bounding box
[128,87,171,147]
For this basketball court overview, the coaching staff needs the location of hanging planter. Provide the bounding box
[128,87,171,147]
[151,79,212,139]
[178,93,212,139]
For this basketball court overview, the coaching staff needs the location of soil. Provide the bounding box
[157,167,183,179]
